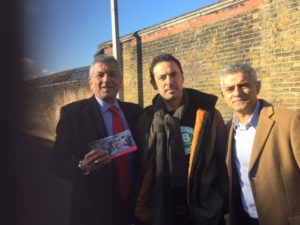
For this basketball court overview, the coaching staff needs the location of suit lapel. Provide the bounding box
[84,96,108,138]
[226,124,234,179]
[249,102,274,172]
[118,101,133,131]
[226,123,238,223]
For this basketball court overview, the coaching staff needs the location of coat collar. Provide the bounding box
[83,96,108,138]
[248,99,275,173]
[226,99,275,174]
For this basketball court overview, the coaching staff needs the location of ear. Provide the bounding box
[256,81,261,94]
[150,79,158,90]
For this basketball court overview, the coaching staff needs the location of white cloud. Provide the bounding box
[42,69,54,75]
[22,57,52,80]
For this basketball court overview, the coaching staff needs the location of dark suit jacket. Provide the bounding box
[226,99,300,225]
[49,96,143,225]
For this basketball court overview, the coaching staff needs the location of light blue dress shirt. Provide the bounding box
[94,96,129,135]
[233,101,260,218]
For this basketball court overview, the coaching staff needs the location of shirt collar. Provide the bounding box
[94,96,121,113]
[232,101,260,130]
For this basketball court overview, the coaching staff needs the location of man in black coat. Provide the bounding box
[133,53,228,225]
[49,55,143,225]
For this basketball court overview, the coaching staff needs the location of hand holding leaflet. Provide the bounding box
[88,129,137,159]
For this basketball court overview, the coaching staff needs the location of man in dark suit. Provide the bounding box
[49,55,143,225]
[220,63,300,225]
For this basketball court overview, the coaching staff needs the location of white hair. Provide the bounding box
[89,54,121,78]
[220,63,257,90]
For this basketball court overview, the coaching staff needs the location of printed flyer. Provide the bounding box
[88,129,137,159]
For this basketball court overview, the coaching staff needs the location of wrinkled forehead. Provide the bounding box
[153,61,182,75]
[222,72,257,86]
[226,71,256,79]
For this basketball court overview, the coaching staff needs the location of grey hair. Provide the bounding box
[220,63,257,90]
[89,54,121,78]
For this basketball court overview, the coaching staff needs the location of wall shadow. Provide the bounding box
[133,32,144,107]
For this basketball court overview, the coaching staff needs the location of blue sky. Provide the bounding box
[22,0,218,78]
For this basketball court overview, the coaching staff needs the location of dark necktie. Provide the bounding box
[109,105,131,200]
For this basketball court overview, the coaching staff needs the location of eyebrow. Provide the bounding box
[96,70,119,75]
[157,71,177,76]
[224,80,252,89]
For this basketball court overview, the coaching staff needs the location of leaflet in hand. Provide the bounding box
[88,129,137,159]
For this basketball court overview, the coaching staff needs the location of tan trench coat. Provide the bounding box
[226,99,300,225]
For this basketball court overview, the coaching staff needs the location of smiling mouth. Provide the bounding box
[233,98,248,104]
[100,86,113,90]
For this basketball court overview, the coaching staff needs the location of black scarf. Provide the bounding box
[150,90,189,225]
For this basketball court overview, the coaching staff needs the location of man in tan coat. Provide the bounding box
[220,63,300,225]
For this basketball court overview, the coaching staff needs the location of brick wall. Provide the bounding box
[103,0,299,118]
[22,75,91,141]
[23,0,300,140]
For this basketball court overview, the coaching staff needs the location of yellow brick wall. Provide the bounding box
[115,0,300,120]
[23,0,300,140]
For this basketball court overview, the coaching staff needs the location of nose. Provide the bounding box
[101,73,110,82]
[232,86,242,96]
[165,75,174,86]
